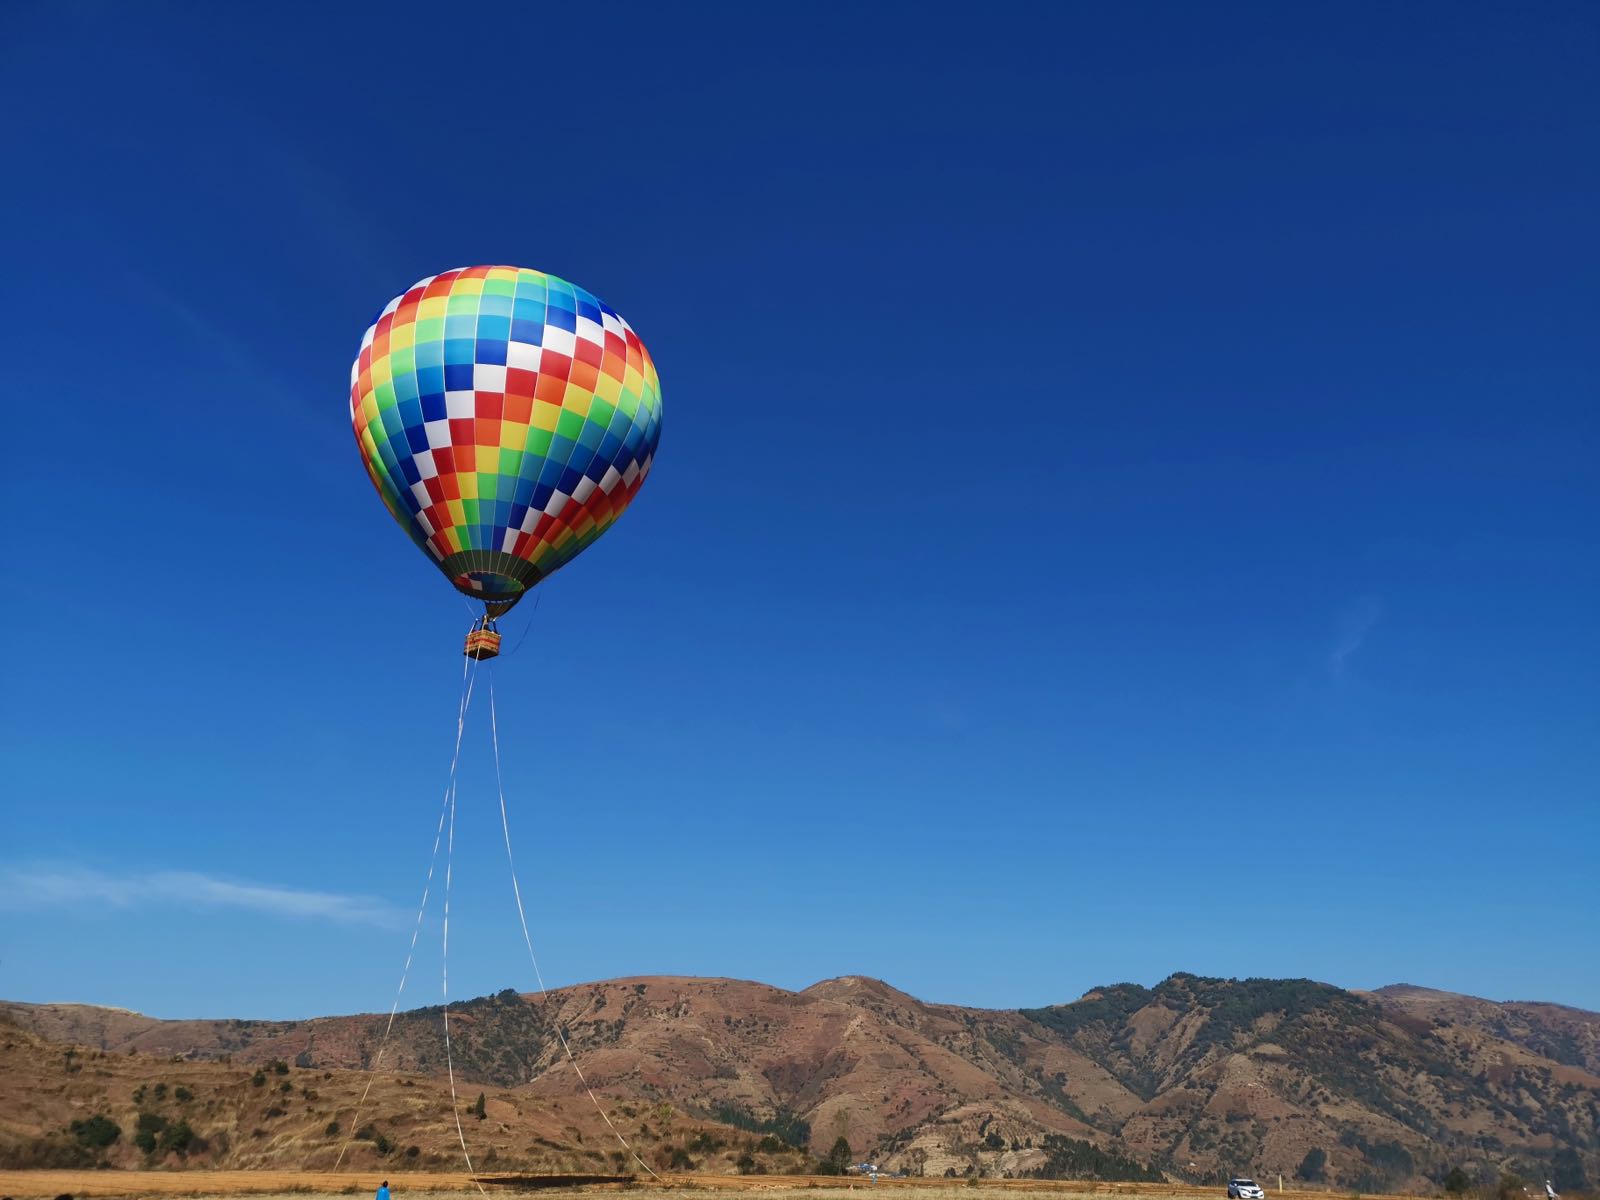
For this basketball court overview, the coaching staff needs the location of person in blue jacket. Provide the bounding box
[376,1181,390,1200]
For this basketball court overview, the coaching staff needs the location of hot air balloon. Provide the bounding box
[350,266,662,657]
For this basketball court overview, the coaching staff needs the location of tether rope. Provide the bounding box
[487,668,663,1182]
[440,708,490,1198]
[334,653,476,1171]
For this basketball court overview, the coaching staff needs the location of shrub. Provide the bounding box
[69,1116,121,1149]
[711,1102,810,1148]
[174,1087,193,1103]
[157,1121,195,1157]
[251,1071,266,1087]
[272,1060,289,1075]
[1028,1134,1162,1183]
[473,1093,486,1120]
[326,1120,341,1137]
[406,1145,420,1159]
[737,1153,757,1174]
[1444,1168,1471,1195]
[3,1133,98,1168]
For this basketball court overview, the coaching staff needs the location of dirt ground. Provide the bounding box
[0,1173,1390,1200]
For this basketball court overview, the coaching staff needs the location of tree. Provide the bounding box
[134,1113,169,1154]
[1552,1148,1589,1193]
[1444,1167,1471,1195]
[473,1093,487,1120]
[1297,1149,1328,1183]
[819,1136,853,1175]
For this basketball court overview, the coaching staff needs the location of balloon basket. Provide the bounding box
[464,626,501,660]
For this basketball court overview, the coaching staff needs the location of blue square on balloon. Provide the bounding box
[444,363,474,390]
[444,338,475,366]
[530,482,554,511]
[421,390,447,422]
[557,467,583,494]
[414,340,444,369]
[510,318,543,344]
[545,304,576,332]
[477,315,511,341]
[405,425,430,454]
[563,447,593,478]
[475,338,507,365]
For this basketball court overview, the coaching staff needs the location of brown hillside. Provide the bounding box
[4,974,1596,1190]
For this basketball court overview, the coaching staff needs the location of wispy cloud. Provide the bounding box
[0,865,403,929]
[1329,596,1383,679]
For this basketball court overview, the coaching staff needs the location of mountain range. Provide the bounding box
[3,974,1595,1190]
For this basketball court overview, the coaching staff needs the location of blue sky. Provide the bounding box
[2,1,1596,1020]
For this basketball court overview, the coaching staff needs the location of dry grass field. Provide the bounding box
[0,1173,1407,1200]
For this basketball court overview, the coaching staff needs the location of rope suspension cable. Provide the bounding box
[335,652,477,1172]
[487,668,663,1182]
[495,591,541,661]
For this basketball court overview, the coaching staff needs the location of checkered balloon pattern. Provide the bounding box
[350,267,662,606]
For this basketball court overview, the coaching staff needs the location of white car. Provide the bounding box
[1229,1180,1265,1200]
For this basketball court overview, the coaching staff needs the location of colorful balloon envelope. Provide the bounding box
[350,266,662,611]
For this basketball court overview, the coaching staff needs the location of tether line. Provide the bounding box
[441,706,490,1199]
[487,667,662,1182]
[334,652,476,1171]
